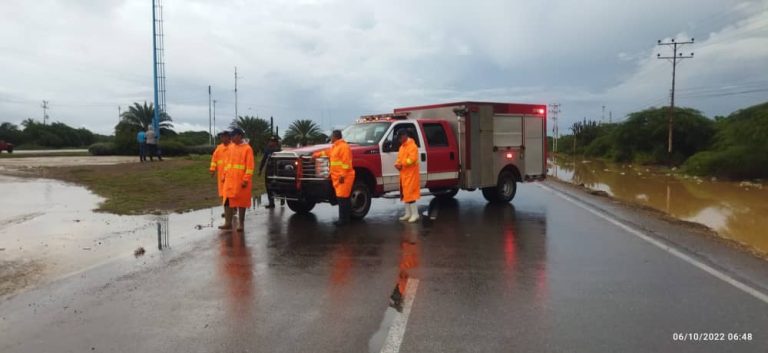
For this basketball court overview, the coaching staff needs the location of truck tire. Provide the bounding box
[6,147,12,153]
[482,171,517,203]
[430,188,459,199]
[350,179,372,220]
[287,200,315,214]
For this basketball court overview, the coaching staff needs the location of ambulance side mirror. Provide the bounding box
[382,140,393,153]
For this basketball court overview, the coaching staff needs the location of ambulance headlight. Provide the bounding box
[315,157,330,178]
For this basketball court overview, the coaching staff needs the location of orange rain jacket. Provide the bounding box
[313,139,356,198]
[397,137,420,203]
[210,143,229,197]
[223,142,255,208]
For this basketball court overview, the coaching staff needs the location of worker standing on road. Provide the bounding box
[136,129,147,162]
[145,127,163,161]
[221,128,255,231]
[210,130,231,224]
[312,130,355,226]
[395,130,420,223]
[258,136,281,209]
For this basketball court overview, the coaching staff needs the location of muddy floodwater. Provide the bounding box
[0,175,218,296]
[550,157,768,256]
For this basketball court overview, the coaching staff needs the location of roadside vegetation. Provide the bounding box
[0,120,110,149]
[2,101,332,158]
[90,102,215,157]
[31,154,265,215]
[282,119,327,147]
[553,101,768,180]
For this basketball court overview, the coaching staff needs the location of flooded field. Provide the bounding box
[0,175,219,296]
[549,157,768,256]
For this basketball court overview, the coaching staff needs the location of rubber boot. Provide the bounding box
[219,207,233,230]
[334,198,351,226]
[407,203,420,223]
[399,203,411,221]
[237,208,246,231]
[265,194,275,209]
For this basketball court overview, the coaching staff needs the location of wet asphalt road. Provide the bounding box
[1,181,767,353]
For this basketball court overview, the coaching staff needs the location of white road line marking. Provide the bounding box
[381,278,420,353]
[538,183,768,305]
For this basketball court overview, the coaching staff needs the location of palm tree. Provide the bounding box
[119,102,174,135]
[230,115,271,153]
[283,119,326,147]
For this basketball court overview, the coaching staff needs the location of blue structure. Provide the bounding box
[151,0,166,140]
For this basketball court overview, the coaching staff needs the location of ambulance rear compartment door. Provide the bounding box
[523,116,544,176]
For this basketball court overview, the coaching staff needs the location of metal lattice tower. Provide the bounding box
[151,0,167,137]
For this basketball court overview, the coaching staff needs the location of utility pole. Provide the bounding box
[548,103,561,153]
[270,116,274,136]
[657,37,694,162]
[208,85,212,145]
[609,110,612,123]
[234,66,239,120]
[213,99,217,138]
[41,100,49,125]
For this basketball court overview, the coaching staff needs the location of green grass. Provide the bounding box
[34,155,265,215]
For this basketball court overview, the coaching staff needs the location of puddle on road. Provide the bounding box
[0,175,217,296]
[369,224,421,353]
[550,158,768,255]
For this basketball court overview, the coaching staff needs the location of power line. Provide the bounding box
[678,87,768,99]
[657,37,694,162]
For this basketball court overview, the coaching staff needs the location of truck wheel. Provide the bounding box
[287,200,315,214]
[350,179,372,220]
[6,147,12,153]
[482,171,517,203]
[430,188,459,199]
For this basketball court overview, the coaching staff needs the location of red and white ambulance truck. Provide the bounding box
[265,101,547,219]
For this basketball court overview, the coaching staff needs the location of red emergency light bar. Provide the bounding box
[358,113,409,123]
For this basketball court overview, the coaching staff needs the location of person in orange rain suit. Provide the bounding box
[221,128,255,231]
[312,129,355,226]
[209,130,231,225]
[395,130,420,223]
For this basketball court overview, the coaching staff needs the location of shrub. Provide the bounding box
[611,107,714,164]
[684,147,768,179]
[184,145,215,155]
[157,140,188,156]
[88,142,117,156]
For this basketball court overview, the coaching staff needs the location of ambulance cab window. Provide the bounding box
[389,123,421,147]
[385,123,420,151]
[423,123,449,147]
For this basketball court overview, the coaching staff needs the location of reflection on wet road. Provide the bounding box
[551,157,768,255]
[1,175,767,352]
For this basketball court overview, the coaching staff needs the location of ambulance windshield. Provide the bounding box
[342,122,391,146]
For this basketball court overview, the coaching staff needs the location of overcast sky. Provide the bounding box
[1,0,766,135]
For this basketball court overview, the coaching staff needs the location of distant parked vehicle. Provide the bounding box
[0,140,14,153]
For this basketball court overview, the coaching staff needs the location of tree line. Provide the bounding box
[0,119,109,148]
[553,101,768,180]
[97,102,330,155]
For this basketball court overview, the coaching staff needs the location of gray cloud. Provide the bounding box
[0,0,766,135]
